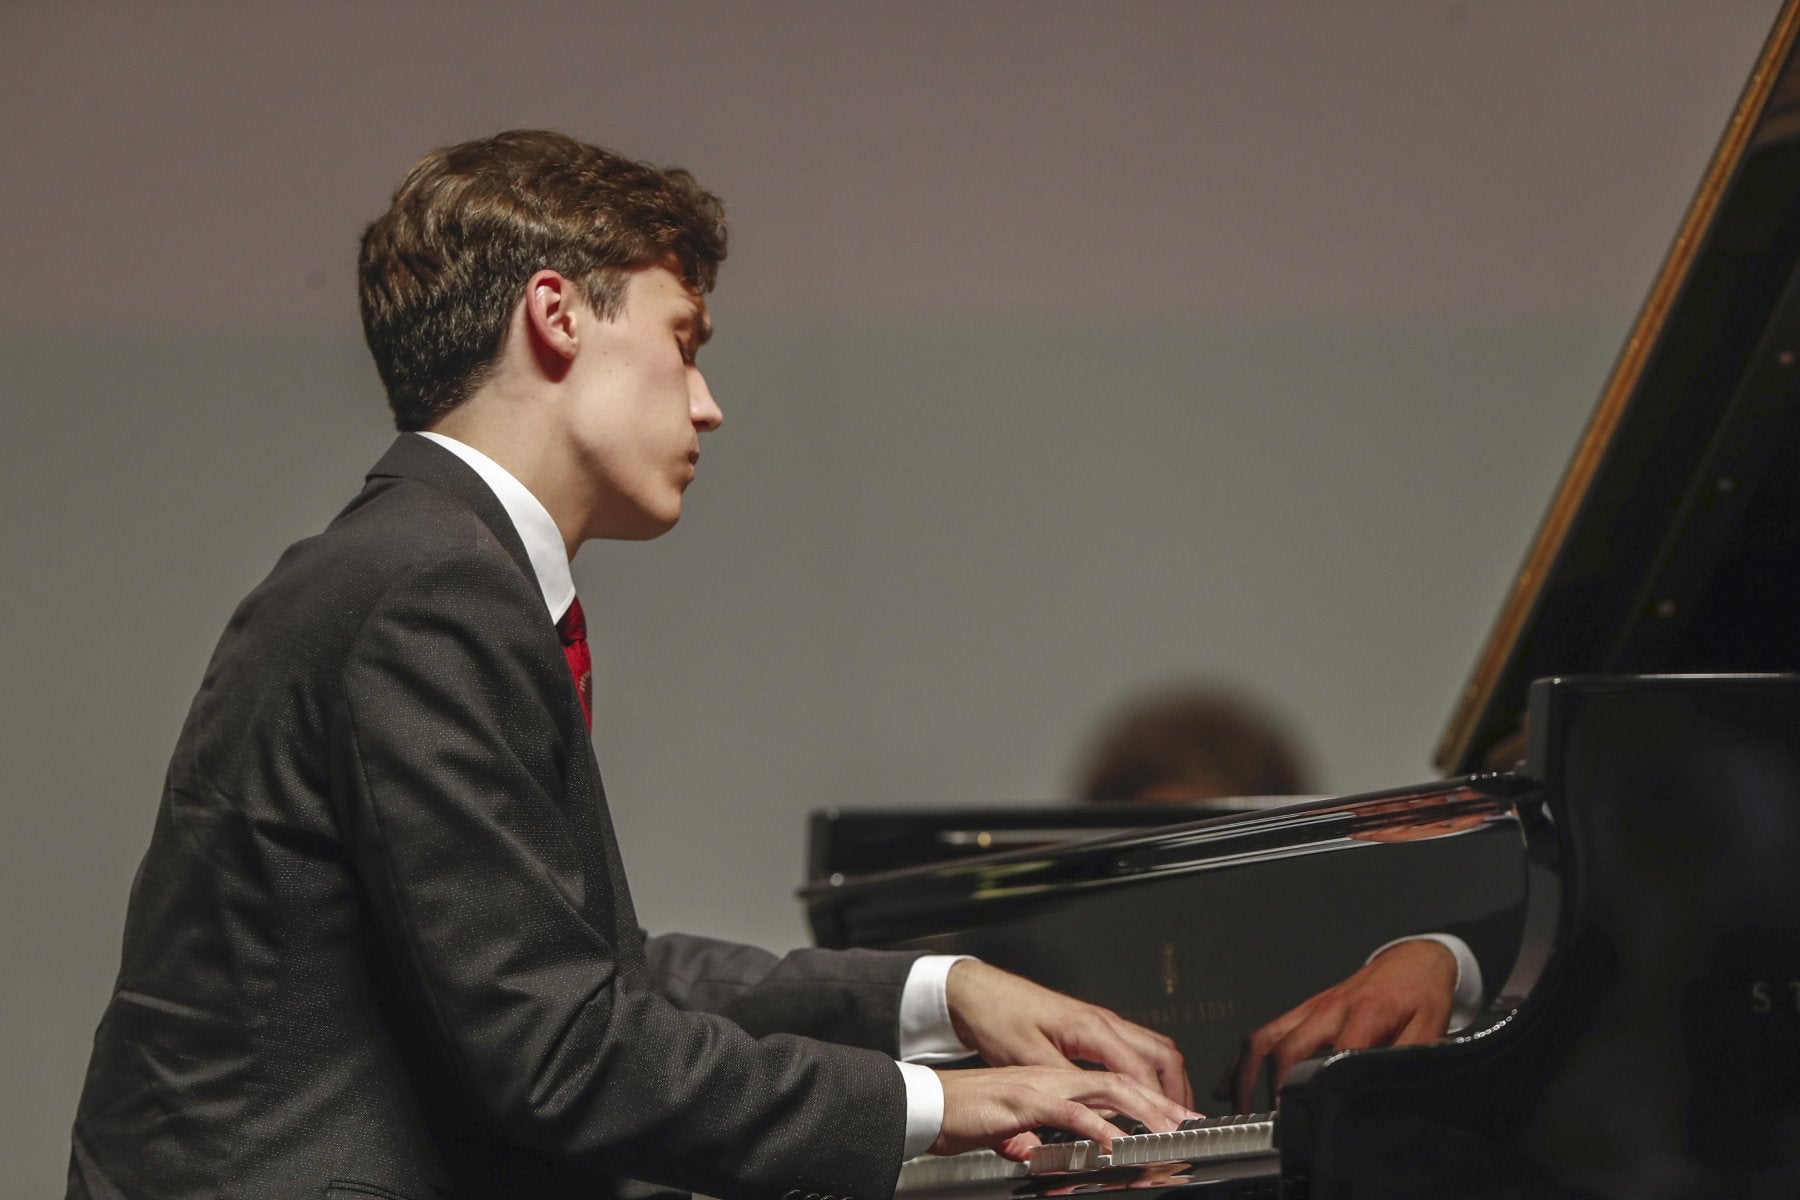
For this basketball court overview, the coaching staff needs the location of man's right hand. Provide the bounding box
[942,961,1193,1111]
[932,1064,1198,1160]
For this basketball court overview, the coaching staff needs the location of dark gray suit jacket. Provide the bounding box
[69,435,921,1200]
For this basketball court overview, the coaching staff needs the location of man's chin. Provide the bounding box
[597,508,681,542]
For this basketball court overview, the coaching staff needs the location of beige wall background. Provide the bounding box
[1,1,1781,1193]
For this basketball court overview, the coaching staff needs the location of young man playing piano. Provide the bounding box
[66,131,1197,1200]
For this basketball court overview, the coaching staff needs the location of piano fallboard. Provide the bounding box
[805,779,1532,1109]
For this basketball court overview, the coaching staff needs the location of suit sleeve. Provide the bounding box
[333,552,907,1200]
[644,933,924,1053]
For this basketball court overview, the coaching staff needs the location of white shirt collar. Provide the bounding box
[415,431,576,623]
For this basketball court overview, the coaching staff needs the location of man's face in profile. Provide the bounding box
[557,265,722,542]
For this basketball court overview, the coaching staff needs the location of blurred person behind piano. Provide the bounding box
[1074,683,1313,805]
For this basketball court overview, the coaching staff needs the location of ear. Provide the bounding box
[522,269,581,373]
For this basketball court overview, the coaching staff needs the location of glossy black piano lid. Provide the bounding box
[1439,0,1800,776]
[805,801,1270,884]
[1282,674,1800,1199]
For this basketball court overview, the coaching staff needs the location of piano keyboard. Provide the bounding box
[895,1114,1276,1192]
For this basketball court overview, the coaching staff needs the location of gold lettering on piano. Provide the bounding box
[1161,941,1178,996]
[1121,998,1238,1029]
[1747,979,1800,1013]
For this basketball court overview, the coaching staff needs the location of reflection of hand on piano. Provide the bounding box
[1226,937,1457,1111]
[944,960,1194,1108]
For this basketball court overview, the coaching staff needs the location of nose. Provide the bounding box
[690,369,722,432]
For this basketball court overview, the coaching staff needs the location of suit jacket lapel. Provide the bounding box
[361,437,651,978]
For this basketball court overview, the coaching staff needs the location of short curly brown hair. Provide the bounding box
[358,130,728,431]
[1076,685,1312,803]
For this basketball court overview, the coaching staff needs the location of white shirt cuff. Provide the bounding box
[1366,933,1484,1031]
[895,1060,944,1160]
[897,954,976,1062]
[894,955,976,1162]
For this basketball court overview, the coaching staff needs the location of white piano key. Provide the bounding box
[895,1147,1028,1191]
[897,1114,1277,1192]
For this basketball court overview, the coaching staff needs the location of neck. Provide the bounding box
[428,397,587,560]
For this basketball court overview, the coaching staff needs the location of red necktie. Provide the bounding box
[557,597,593,732]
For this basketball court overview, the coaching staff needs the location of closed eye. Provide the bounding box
[674,303,713,366]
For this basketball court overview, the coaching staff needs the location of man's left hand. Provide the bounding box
[944,960,1194,1111]
[1226,938,1456,1112]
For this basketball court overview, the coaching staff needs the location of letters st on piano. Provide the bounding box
[811,1,1800,1193]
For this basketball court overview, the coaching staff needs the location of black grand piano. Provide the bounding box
[801,4,1800,1196]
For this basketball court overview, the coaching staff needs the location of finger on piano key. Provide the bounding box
[896,1114,1278,1192]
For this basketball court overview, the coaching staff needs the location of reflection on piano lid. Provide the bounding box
[804,802,1283,884]
[803,779,1529,953]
